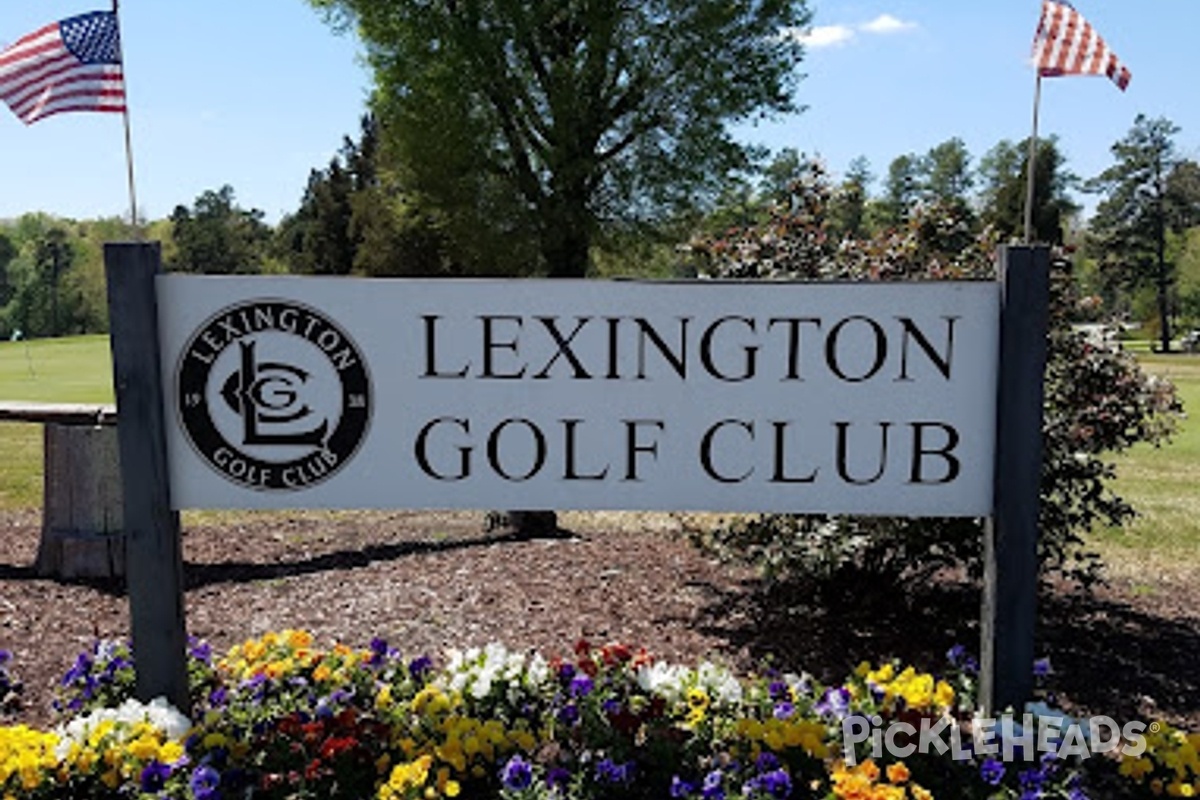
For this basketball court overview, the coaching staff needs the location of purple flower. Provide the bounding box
[702,768,725,799]
[329,688,355,705]
[596,758,635,784]
[190,764,222,800]
[756,752,780,772]
[748,768,793,799]
[670,775,697,797]
[1018,765,1048,790]
[557,662,576,682]
[557,702,579,725]
[366,637,393,667]
[140,760,173,793]
[501,755,534,791]
[188,638,213,664]
[61,652,93,686]
[980,758,1006,786]
[773,701,795,720]
[815,687,851,719]
[947,644,979,675]
[569,673,594,698]
[208,686,228,707]
[1033,657,1053,678]
[546,767,571,790]
[768,679,789,699]
[408,655,433,679]
[0,649,11,665]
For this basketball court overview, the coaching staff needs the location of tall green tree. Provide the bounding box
[979,136,1077,245]
[875,153,921,228]
[2,222,91,338]
[34,228,73,337]
[828,156,872,239]
[310,0,812,277]
[278,115,456,277]
[169,185,272,274]
[920,137,973,209]
[0,232,16,311]
[1088,115,1191,351]
[278,116,374,276]
[1165,159,1200,232]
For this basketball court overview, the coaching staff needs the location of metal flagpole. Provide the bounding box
[113,0,140,235]
[1022,71,1043,244]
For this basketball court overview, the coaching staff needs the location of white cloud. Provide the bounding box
[786,13,918,49]
[860,13,918,35]
[785,24,856,49]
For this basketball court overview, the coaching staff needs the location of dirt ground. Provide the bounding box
[1,508,1197,730]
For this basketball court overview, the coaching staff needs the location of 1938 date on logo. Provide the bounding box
[176,299,371,491]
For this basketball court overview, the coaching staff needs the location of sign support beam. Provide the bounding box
[105,242,190,713]
[981,245,1050,715]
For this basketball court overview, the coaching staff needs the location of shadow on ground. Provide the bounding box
[181,527,578,590]
[694,575,1200,727]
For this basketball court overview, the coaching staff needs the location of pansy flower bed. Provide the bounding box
[0,631,1192,798]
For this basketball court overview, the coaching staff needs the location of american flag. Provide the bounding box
[1032,1,1131,91]
[0,11,126,125]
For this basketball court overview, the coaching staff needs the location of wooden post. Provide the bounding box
[35,423,125,580]
[981,245,1050,715]
[104,242,190,713]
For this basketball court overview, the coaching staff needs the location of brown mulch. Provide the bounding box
[1,509,1198,731]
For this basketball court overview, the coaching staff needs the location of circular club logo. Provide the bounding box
[177,299,371,491]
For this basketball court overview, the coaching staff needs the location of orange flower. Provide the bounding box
[886,762,910,784]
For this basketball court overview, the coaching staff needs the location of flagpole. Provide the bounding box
[113,0,140,235]
[1022,71,1042,244]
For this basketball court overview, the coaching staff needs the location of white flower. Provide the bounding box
[636,661,687,702]
[696,662,743,705]
[55,697,191,759]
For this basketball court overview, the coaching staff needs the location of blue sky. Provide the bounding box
[0,1,1196,225]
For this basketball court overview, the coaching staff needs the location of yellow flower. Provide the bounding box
[868,663,896,685]
[384,755,433,793]
[160,741,185,763]
[886,761,910,784]
[126,735,161,762]
[287,629,314,649]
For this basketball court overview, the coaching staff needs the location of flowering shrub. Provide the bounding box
[0,633,1190,798]
[685,161,1182,589]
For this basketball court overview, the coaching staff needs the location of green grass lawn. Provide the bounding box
[1089,354,1200,581]
[0,336,113,507]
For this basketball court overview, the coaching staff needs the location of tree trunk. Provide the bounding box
[542,209,591,278]
[497,193,591,535]
[35,424,125,580]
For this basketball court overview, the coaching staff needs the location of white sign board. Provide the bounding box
[156,276,999,515]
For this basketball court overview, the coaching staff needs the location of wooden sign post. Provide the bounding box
[981,245,1050,714]
[104,242,190,713]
